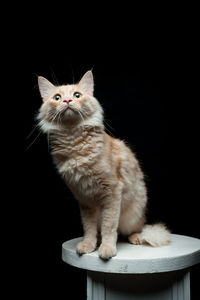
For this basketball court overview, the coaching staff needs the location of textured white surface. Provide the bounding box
[62,234,200,274]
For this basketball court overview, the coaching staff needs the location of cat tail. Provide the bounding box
[141,223,171,246]
[129,223,171,247]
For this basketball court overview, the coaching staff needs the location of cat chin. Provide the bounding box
[63,107,76,117]
[61,109,81,123]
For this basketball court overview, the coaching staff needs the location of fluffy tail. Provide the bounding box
[128,223,171,247]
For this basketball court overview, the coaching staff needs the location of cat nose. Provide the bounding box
[63,99,72,104]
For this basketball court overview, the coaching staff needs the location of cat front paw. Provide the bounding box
[76,240,96,255]
[98,243,117,260]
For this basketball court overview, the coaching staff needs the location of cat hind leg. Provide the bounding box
[128,232,143,245]
[128,223,171,247]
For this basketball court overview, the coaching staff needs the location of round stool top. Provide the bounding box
[62,234,200,274]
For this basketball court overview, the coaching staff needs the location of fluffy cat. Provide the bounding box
[37,70,170,259]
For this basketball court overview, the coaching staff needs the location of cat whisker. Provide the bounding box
[26,110,59,152]
[104,126,116,138]
[58,111,62,126]
[25,130,42,151]
[102,119,116,137]
[79,110,113,137]
[104,119,116,132]
[78,109,114,137]
[72,103,86,125]
[77,110,86,124]
[26,122,40,140]
[47,108,63,151]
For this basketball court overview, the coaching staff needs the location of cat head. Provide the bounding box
[37,71,104,133]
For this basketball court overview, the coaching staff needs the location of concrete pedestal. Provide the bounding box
[62,234,200,299]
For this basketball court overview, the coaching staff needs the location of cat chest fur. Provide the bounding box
[50,127,105,203]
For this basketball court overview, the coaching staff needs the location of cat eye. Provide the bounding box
[74,92,81,98]
[53,94,61,101]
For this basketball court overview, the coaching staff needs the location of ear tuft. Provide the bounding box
[38,76,55,102]
[78,70,94,96]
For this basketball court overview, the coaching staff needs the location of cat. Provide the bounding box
[37,70,170,260]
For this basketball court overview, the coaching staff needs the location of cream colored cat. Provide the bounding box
[37,70,170,259]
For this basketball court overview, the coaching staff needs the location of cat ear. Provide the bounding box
[38,76,55,102]
[78,70,94,96]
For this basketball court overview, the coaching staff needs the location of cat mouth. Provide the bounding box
[62,106,77,117]
[64,106,74,112]
[59,105,79,121]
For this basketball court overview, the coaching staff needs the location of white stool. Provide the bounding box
[62,234,200,300]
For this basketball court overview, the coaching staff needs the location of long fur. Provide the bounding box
[37,71,171,259]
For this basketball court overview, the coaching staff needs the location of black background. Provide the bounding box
[8,15,199,299]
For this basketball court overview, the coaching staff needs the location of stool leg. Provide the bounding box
[172,271,190,300]
[87,270,190,300]
[87,271,105,300]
